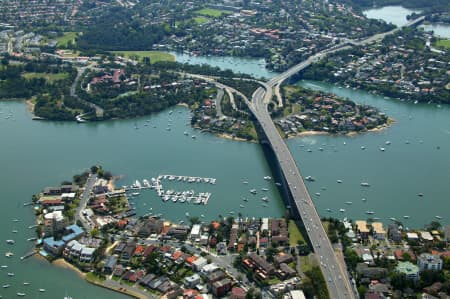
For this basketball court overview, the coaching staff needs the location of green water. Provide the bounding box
[293,81,450,227]
[0,102,285,298]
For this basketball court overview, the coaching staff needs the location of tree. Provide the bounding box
[358,285,367,297]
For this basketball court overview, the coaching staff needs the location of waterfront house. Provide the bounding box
[356,220,370,240]
[388,224,402,243]
[372,222,386,240]
[121,242,136,262]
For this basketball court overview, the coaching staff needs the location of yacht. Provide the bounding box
[315,192,321,196]
[16,293,26,297]
[365,211,374,215]
[336,180,343,183]
[185,212,190,217]
[389,217,397,221]
[261,188,269,192]
[417,193,424,197]
[326,208,332,212]
[275,182,282,186]
[23,282,30,286]
[318,147,324,151]
[403,216,410,219]
[263,176,272,180]
[385,141,391,145]
[7,273,14,276]
[360,182,370,187]
[39,289,46,292]
[435,216,443,220]
[184,131,189,136]
[379,147,385,152]
[361,146,366,150]
[5,252,14,257]
[243,197,248,202]
[2,285,10,288]
[191,135,196,139]
[339,209,346,213]
[361,198,367,202]
[242,180,249,184]
[261,197,269,202]
[6,239,15,245]
[240,205,245,208]
[345,201,353,205]
[249,189,257,194]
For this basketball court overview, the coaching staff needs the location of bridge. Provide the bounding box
[243,16,426,298]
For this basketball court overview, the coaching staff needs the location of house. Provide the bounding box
[80,247,96,263]
[417,253,443,271]
[121,242,136,262]
[139,274,156,287]
[114,242,126,254]
[247,253,275,279]
[137,218,163,237]
[277,263,296,279]
[274,253,294,266]
[356,220,370,240]
[388,224,402,242]
[372,222,386,240]
[192,256,207,271]
[212,278,232,297]
[184,273,201,288]
[420,231,434,242]
[396,261,419,281]
[208,270,227,284]
[356,263,387,279]
[230,287,247,299]
[190,224,201,240]
[284,290,306,299]
[103,255,118,274]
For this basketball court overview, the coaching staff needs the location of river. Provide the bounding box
[1,8,449,297]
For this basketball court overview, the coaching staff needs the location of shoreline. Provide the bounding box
[52,258,86,278]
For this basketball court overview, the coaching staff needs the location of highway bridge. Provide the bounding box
[244,16,425,298]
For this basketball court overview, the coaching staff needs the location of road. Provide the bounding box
[71,66,104,118]
[214,88,225,117]
[75,173,97,231]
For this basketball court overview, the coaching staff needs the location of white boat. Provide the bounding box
[385,141,391,145]
[360,182,370,187]
[191,135,196,139]
[201,214,205,218]
[326,208,332,212]
[2,285,10,288]
[12,230,18,233]
[403,216,410,219]
[185,212,190,217]
[315,192,321,196]
[6,239,15,244]
[365,211,374,215]
[336,180,343,183]
[131,192,140,196]
[184,131,189,136]
[318,147,324,151]
[240,205,245,208]
[339,209,345,213]
[261,188,269,192]
[263,176,272,180]
[414,100,418,104]
[7,272,14,276]
[379,147,385,151]
[242,180,248,184]
[435,216,443,220]
[275,182,282,186]
[250,189,257,194]
[305,176,315,182]
[361,146,366,150]
[39,289,45,292]
[261,197,269,202]
[23,282,30,286]
[1,265,8,268]
[361,198,367,202]
[5,252,14,257]
[389,217,397,221]
[17,293,26,297]
[345,201,352,205]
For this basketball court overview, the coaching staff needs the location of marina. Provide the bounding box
[124,174,216,205]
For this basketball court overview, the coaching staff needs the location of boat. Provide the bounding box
[307,149,312,152]
[229,211,234,214]
[365,211,374,215]
[345,201,353,205]
[249,189,257,194]
[389,217,397,221]
[326,208,332,212]
[12,219,20,222]
[315,192,321,196]
[379,147,385,151]
[39,289,45,292]
[6,239,15,244]
[2,285,10,288]
[360,182,370,187]
[435,216,443,220]
[414,100,418,104]
[185,212,190,217]
[242,180,248,184]
[132,192,140,196]
[403,216,410,219]
[405,140,410,144]
[263,176,272,180]
[261,188,269,192]
[385,141,391,145]
[5,252,14,257]
[339,209,346,213]
[305,176,315,182]
[417,193,424,197]
[361,198,367,202]
[336,180,343,183]
[23,282,30,286]
[7,272,14,276]
[16,293,26,297]
[275,182,282,186]
[243,197,248,202]
[1,265,8,268]
[319,147,324,151]
[201,214,205,218]
[184,131,189,136]
[261,197,269,202]
[12,230,18,233]
[361,146,366,150]
[240,205,245,208]
[191,135,196,139]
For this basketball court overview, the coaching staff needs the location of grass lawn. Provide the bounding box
[111,51,175,63]
[193,16,210,24]
[299,254,317,273]
[22,72,69,82]
[195,8,232,18]
[435,39,450,49]
[56,32,78,48]
[288,220,306,246]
